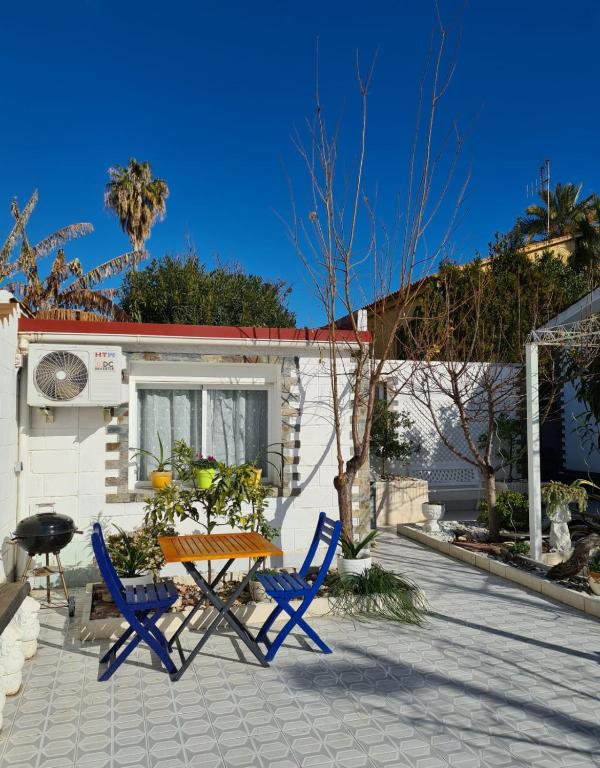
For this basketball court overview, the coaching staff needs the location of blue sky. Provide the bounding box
[2,0,599,326]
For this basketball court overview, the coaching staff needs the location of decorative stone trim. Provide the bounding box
[106,351,303,503]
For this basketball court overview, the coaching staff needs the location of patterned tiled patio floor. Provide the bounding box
[1,531,599,768]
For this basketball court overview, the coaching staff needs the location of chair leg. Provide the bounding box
[100,626,135,663]
[99,608,177,680]
[256,605,284,643]
[263,598,333,662]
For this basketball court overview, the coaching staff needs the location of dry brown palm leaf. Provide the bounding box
[68,250,145,291]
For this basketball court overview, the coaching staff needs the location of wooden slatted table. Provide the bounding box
[159,532,283,678]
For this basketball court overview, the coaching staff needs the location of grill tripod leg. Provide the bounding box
[20,556,32,583]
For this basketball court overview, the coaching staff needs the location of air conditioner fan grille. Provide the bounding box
[34,351,88,401]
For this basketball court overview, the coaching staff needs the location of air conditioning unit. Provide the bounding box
[27,344,127,407]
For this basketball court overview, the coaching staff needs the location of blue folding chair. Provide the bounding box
[91,522,178,681]
[256,512,342,661]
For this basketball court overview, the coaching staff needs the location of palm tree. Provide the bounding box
[518,182,598,242]
[7,196,137,321]
[104,159,169,264]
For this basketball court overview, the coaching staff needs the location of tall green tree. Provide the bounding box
[518,182,598,242]
[399,232,590,538]
[104,159,169,261]
[120,253,296,327]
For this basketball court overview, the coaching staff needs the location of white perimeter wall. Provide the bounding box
[22,350,352,581]
[0,305,19,581]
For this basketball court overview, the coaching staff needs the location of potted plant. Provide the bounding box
[588,549,600,596]
[105,525,155,586]
[541,479,595,558]
[246,444,284,486]
[192,454,218,489]
[338,530,378,577]
[130,434,173,490]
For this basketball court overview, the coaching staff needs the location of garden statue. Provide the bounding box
[548,503,572,557]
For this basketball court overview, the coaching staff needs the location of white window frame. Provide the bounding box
[128,361,281,490]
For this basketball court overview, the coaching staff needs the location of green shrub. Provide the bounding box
[505,540,530,556]
[326,564,427,624]
[477,491,529,532]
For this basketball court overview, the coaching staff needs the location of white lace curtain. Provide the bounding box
[137,387,268,478]
[206,389,268,471]
[137,389,202,478]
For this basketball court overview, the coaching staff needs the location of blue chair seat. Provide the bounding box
[124,580,179,610]
[256,571,310,598]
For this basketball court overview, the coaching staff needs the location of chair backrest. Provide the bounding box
[91,523,127,612]
[298,512,342,591]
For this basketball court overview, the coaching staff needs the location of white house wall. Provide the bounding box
[21,347,355,581]
[0,305,19,581]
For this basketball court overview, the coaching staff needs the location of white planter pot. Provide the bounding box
[119,573,154,588]
[337,554,371,577]
[422,503,445,533]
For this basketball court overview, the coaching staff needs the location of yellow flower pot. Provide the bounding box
[195,467,216,489]
[249,467,262,486]
[150,470,173,490]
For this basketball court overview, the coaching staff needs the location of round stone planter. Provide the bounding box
[422,503,445,533]
[337,554,371,577]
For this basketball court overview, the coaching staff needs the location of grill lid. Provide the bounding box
[14,512,76,538]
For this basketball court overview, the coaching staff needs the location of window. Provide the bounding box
[136,385,270,481]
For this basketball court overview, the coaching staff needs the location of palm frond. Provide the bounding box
[33,222,93,258]
[0,190,37,267]
[58,288,131,320]
[68,250,145,291]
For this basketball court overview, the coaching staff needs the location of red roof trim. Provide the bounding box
[18,317,371,344]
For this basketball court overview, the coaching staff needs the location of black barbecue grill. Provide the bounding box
[13,512,82,617]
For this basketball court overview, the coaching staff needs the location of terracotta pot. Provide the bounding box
[337,554,371,577]
[150,470,173,490]
[195,468,216,489]
[588,570,600,596]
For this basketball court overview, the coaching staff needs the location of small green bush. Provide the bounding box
[477,491,529,532]
[588,550,600,572]
[326,564,427,624]
[506,540,530,556]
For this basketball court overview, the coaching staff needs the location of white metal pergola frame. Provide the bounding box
[526,288,600,560]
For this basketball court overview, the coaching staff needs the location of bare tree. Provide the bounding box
[287,8,467,539]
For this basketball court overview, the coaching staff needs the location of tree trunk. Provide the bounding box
[484,468,500,540]
[334,474,354,540]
